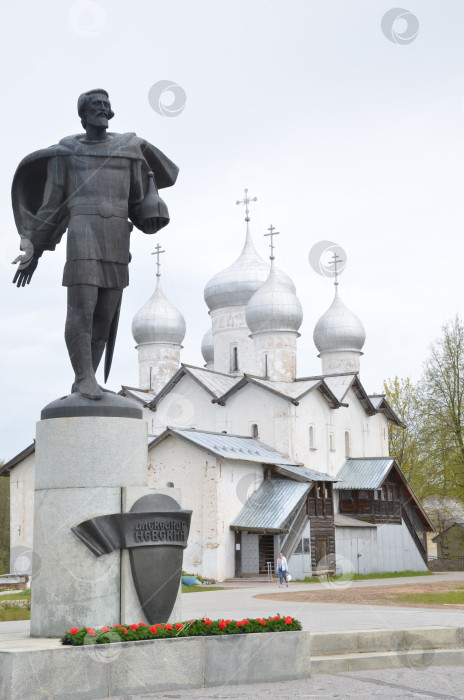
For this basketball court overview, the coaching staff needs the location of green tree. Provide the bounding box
[383,376,430,498]
[419,315,464,502]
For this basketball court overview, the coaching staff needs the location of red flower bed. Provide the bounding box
[60,614,302,646]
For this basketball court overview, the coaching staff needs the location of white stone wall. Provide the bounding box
[251,332,298,382]
[144,374,216,436]
[9,452,35,574]
[320,350,362,374]
[335,520,428,574]
[287,522,312,580]
[136,342,181,393]
[148,436,263,581]
[210,305,256,375]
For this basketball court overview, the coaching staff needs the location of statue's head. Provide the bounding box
[77,89,114,130]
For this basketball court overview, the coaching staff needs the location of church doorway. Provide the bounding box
[258,534,275,574]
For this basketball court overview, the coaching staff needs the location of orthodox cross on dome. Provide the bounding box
[151,243,166,278]
[329,251,343,287]
[264,224,280,268]
[236,188,257,222]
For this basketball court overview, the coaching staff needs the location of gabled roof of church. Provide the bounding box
[120,387,157,406]
[147,364,345,410]
[149,427,304,467]
[230,480,312,533]
[368,395,404,427]
[216,375,342,408]
[147,365,238,409]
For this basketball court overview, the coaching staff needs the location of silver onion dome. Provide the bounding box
[201,327,214,364]
[132,277,186,345]
[204,225,294,311]
[313,288,365,354]
[245,267,303,334]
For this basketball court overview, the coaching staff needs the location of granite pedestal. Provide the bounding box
[30,393,182,637]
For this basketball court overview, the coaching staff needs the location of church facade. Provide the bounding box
[2,200,433,581]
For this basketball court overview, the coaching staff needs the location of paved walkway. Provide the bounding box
[1,574,463,699]
[1,573,464,647]
[106,666,464,699]
[180,572,464,633]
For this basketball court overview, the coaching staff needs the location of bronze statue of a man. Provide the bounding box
[12,89,178,400]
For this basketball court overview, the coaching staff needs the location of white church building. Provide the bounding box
[2,194,433,582]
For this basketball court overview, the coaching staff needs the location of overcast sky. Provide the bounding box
[1,0,464,461]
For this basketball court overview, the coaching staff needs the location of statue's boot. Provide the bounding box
[69,332,103,400]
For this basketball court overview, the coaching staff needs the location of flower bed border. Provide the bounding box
[61,614,302,645]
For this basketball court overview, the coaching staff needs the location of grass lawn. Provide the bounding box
[182,585,225,593]
[0,607,30,622]
[0,590,31,601]
[295,570,434,583]
[396,587,464,606]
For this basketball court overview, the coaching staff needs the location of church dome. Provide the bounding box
[313,288,365,354]
[132,278,186,345]
[245,267,303,335]
[204,225,269,311]
[201,327,214,364]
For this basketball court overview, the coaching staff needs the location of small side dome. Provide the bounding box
[313,289,365,354]
[201,327,214,364]
[245,267,303,334]
[132,279,186,345]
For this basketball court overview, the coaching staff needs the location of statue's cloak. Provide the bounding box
[11,132,179,248]
[11,132,179,383]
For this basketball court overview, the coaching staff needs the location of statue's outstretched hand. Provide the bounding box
[12,238,38,287]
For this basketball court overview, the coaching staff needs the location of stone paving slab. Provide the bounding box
[102,665,464,699]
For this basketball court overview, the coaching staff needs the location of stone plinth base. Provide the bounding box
[0,631,311,699]
[31,414,148,637]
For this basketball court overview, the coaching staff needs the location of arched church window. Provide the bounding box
[309,425,316,450]
[329,432,335,451]
[251,423,259,438]
[345,431,350,458]
[231,346,239,372]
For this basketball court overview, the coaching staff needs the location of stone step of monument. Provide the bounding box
[311,647,464,674]
[310,625,464,675]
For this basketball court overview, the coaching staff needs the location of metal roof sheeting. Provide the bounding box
[168,429,303,466]
[230,479,311,532]
[334,458,395,489]
[323,375,356,402]
[184,366,238,398]
[122,388,156,405]
[274,464,338,482]
[247,377,321,402]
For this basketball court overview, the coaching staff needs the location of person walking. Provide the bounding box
[277,552,289,587]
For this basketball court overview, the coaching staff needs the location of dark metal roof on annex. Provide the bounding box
[230,479,312,533]
[334,458,395,490]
